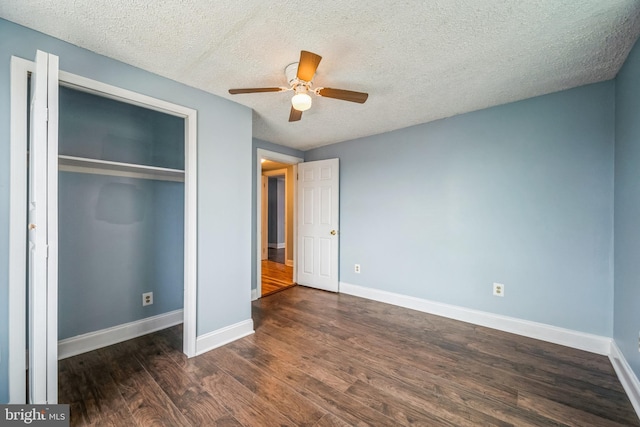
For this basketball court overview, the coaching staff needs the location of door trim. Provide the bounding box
[9,56,198,402]
[255,149,303,299]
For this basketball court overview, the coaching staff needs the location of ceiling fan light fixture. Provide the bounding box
[291,92,312,111]
[228,50,368,122]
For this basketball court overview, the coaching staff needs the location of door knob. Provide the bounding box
[330,230,337,235]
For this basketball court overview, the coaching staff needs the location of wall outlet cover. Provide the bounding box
[493,283,504,297]
[142,292,153,306]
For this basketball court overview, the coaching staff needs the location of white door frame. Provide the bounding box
[255,149,303,299]
[9,55,198,403]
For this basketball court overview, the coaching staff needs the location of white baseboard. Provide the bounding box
[58,309,184,359]
[251,288,259,301]
[610,342,640,417]
[195,319,254,356]
[339,282,611,355]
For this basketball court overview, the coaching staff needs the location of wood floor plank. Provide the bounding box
[84,408,139,427]
[208,414,245,427]
[344,379,468,427]
[58,286,640,427]
[228,329,357,393]
[220,332,400,426]
[517,390,629,427]
[59,352,133,427]
[101,344,192,427]
[132,335,231,426]
[312,412,354,427]
[211,346,328,426]
[266,363,401,427]
[187,353,298,427]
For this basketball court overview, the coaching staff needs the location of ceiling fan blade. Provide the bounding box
[289,106,302,122]
[228,87,284,94]
[317,87,369,103]
[297,51,322,82]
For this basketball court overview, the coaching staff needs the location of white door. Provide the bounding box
[297,159,339,292]
[28,50,59,404]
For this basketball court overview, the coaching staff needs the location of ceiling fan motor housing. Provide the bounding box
[285,62,304,85]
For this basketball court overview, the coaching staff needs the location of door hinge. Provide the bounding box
[46,245,49,259]
[45,107,49,122]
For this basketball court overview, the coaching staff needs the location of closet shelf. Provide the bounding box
[58,155,185,182]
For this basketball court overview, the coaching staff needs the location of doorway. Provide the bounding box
[255,149,303,299]
[262,166,293,296]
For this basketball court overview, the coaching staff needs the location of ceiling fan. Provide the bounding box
[228,50,369,122]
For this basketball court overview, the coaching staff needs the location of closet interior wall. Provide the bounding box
[57,85,185,341]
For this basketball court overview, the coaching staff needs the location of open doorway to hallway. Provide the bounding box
[261,162,295,296]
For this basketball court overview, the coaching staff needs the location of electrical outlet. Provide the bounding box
[493,283,504,297]
[354,264,361,273]
[142,292,153,306]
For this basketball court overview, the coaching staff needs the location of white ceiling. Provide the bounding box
[2,1,640,151]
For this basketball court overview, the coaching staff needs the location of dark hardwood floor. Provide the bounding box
[59,286,640,426]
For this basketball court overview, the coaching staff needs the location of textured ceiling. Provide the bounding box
[2,1,640,150]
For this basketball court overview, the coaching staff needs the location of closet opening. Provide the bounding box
[55,85,186,356]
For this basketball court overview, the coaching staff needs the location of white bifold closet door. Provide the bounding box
[28,50,59,404]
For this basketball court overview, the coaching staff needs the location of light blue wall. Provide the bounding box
[58,85,185,170]
[614,36,640,379]
[306,82,615,336]
[0,18,252,402]
[251,138,304,291]
[58,174,184,339]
